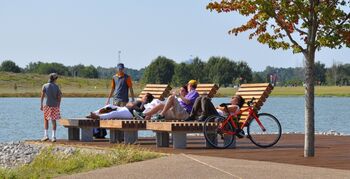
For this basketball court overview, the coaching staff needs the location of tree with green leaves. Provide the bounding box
[207,0,350,157]
[188,57,207,83]
[235,61,253,84]
[141,56,175,84]
[172,62,193,86]
[0,60,21,73]
[206,56,237,86]
[314,61,326,85]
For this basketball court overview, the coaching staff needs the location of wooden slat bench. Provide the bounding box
[146,83,274,149]
[100,119,147,144]
[60,118,99,142]
[59,84,171,143]
[146,83,220,148]
[147,121,217,148]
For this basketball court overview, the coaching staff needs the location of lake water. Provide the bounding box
[0,97,349,142]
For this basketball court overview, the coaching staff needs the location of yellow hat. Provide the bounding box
[188,80,197,85]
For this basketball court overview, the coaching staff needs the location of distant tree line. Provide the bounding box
[0,60,144,80]
[1,59,349,86]
[253,61,350,86]
[141,56,253,87]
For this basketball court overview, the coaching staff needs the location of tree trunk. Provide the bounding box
[304,52,315,157]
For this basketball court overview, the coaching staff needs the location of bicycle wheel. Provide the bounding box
[247,113,282,148]
[203,115,235,149]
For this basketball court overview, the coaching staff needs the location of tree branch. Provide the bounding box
[294,25,307,35]
[316,12,350,48]
[273,16,305,53]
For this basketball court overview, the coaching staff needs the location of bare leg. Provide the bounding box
[52,120,57,130]
[44,119,48,130]
[160,95,175,116]
[144,103,165,117]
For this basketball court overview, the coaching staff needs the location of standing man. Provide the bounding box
[106,63,135,106]
[40,73,62,142]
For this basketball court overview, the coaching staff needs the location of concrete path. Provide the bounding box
[57,154,350,179]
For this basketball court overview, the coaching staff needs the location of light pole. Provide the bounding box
[118,50,121,64]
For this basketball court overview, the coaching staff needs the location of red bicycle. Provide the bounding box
[203,98,282,149]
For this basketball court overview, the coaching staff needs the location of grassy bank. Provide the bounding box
[1,72,349,97]
[217,86,350,97]
[0,145,162,178]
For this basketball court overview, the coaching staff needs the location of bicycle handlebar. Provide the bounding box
[247,97,255,107]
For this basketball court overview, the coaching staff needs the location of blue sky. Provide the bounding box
[0,0,349,71]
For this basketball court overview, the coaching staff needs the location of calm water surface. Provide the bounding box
[0,97,349,142]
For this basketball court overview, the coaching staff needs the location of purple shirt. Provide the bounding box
[180,90,199,113]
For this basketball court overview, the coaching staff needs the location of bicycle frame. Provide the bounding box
[219,105,267,136]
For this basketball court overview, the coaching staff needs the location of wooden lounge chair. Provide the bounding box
[146,83,219,148]
[59,84,172,143]
[146,83,273,149]
[235,83,274,123]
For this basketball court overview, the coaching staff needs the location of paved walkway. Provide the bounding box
[57,154,350,179]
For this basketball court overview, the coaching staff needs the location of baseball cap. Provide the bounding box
[49,73,58,82]
[188,79,197,85]
[117,63,125,69]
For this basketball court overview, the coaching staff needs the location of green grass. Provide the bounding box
[1,72,349,97]
[0,72,143,97]
[216,86,350,97]
[0,145,162,179]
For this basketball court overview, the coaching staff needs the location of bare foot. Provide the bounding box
[90,112,100,120]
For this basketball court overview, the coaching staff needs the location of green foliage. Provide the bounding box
[96,66,144,80]
[205,57,237,87]
[0,60,21,73]
[235,61,253,83]
[315,61,327,85]
[78,65,98,78]
[188,57,207,83]
[0,145,161,178]
[207,0,350,52]
[141,56,175,84]
[326,63,350,85]
[172,62,193,86]
[26,61,69,75]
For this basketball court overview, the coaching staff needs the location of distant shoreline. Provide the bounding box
[0,90,349,97]
[1,72,349,97]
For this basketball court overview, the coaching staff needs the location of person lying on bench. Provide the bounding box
[134,80,199,121]
[133,85,188,120]
[184,95,245,122]
[88,93,154,120]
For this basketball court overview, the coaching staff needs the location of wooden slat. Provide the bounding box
[238,87,270,91]
[197,84,219,89]
[146,121,173,131]
[100,120,146,129]
[236,91,266,96]
[146,121,205,132]
[145,84,170,88]
[59,118,99,127]
[140,91,165,95]
[142,87,170,91]
[139,84,172,101]
[240,83,271,88]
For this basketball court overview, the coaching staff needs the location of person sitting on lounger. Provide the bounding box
[134,85,189,120]
[184,95,245,121]
[135,80,199,121]
[89,93,154,120]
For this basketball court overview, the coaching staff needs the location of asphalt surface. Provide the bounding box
[57,154,350,179]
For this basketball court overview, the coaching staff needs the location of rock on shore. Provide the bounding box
[0,141,77,169]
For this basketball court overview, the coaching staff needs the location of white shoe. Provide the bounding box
[51,137,56,142]
[41,136,49,142]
